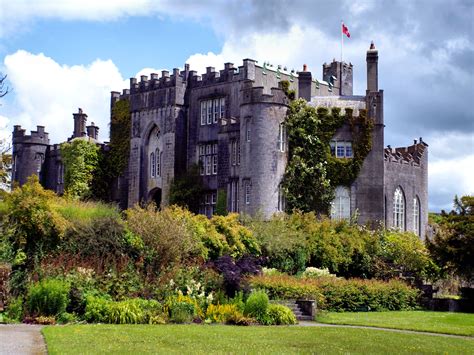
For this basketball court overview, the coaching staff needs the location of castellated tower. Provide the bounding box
[11,125,50,187]
[323,60,354,96]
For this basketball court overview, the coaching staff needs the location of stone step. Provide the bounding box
[297,315,314,321]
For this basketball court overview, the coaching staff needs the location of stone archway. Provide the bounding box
[148,188,162,208]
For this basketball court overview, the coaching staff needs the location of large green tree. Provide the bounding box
[427,195,474,282]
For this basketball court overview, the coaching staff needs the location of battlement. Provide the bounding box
[241,84,289,106]
[12,125,50,145]
[384,138,428,166]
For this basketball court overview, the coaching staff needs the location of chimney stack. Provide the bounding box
[73,108,87,138]
[366,41,378,92]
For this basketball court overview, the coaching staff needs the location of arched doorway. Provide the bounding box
[148,188,162,208]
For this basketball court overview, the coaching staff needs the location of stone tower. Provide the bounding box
[11,125,50,186]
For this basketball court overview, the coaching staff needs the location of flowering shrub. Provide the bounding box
[301,267,336,278]
[205,303,241,323]
[265,304,297,325]
[250,274,420,311]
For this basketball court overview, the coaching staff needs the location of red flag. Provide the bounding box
[342,23,350,38]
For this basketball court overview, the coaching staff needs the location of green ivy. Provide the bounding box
[169,164,204,213]
[282,99,373,215]
[109,100,131,177]
[215,189,228,216]
[61,139,99,199]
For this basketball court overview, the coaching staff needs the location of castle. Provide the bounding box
[11,43,429,237]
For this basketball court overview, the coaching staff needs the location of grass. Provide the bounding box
[316,311,474,336]
[42,324,474,354]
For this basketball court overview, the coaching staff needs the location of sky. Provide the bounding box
[0,0,472,212]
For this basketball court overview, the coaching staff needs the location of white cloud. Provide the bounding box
[429,154,474,211]
[3,50,126,142]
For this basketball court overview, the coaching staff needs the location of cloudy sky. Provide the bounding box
[0,0,472,211]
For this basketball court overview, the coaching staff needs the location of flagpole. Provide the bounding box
[341,20,343,64]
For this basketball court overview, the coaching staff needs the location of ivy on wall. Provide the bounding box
[61,139,99,199]
[169,164,204,213]
[282,96,373,215]
[90,99,131,201]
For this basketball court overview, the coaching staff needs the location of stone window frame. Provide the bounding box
[278,122,286,152]
[200,97,226,126]
[277,184,286,212]
[228,179,240,213]
[198,142,218,176]
[244,179,251,205]
[330,186,351,220]
[413,195,420,236]
[330,140,353,158]
[231,138,240,166]
[393,186,406,231]
[199,190,217,217]
[150,152,156,177]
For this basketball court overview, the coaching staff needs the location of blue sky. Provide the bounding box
[0,0,472,212]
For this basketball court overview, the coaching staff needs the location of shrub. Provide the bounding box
[250,274,420,312]
[301,267,336,278]
[26,278,70,317]
[84,296,163,324]
[5,296,23,322]
[266,304,297,325]
[169,302,195,323]
[205,303,241,324]
[213,255,262,297]
[244,290,269,322]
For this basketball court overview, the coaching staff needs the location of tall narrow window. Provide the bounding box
[393,187,405,231]
[201,101,207,126]
[278,123,286,152]
[207,100,213,124]
[246,119,251,142]
[229,180,239,212]
[220,98,226,119]
[213,98,219,124]
[330,186,351,220]
[198,142,218,176]
[277,185,286,212]
[231,139,240,166]
[156,148,160,177]
[413,196,420,236]
[244,180,251,205]
[150,152,156,177]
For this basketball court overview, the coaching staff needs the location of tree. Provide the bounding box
[427,195,474,282]
[0,138,12,190]
[61,139,100,199]
[0,73,9,98]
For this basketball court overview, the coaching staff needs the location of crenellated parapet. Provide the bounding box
[12,125,50,145]
[384,138,428,166]
[241,84,289,106]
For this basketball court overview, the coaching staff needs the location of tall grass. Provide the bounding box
[53,200,120,222]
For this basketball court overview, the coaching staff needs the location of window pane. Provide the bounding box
[207,100,213,124]
[345,143,353,158]
[220,98,225,118]
[336,145,345,158]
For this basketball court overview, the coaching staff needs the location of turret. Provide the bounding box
[322,60,353,96]
[11,125,50,187]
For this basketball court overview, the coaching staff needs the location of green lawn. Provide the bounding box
[43,324,474,354]
[316,311,474,336]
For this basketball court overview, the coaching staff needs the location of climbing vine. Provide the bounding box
[90,99,131,201]
[61,139,99,199]
[282,97,373,215]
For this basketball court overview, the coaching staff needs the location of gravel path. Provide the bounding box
[0,324,47,355]
[298,321,474,339]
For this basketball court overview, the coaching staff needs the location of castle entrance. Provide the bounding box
[148,188,162,208]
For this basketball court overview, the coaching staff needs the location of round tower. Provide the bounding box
[11,125,50,187]
[239,84,289,217]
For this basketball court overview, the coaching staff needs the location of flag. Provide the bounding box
[342,23,350,38]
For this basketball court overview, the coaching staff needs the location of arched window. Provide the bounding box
[331,186,351,220]
[156,148,160,177]
[413,196,420,236]
[393,187,405,230]
[150,152,156,177]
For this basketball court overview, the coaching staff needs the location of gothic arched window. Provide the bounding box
[393,187,405,230]
[413,196,420,236]
[331,186,351,220]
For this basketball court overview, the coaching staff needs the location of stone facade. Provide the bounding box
[11,43,429,237]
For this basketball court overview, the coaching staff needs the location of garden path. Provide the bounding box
[0,324,47,355]
[298,321,474,339]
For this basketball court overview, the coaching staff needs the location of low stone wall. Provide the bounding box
[423,298,474,313]
[0,263,11,311]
